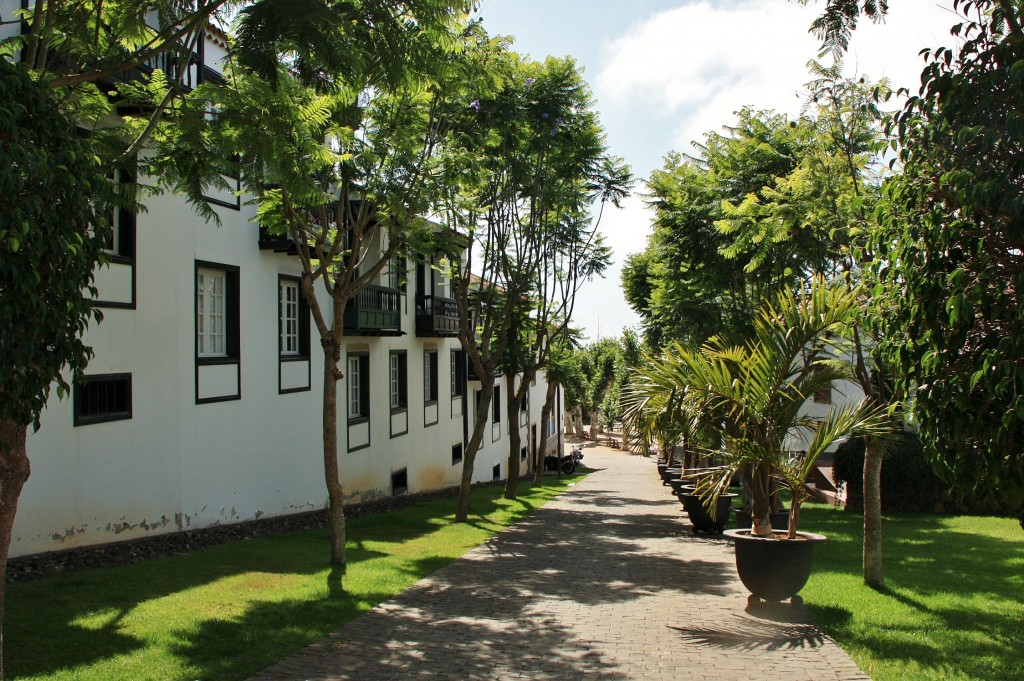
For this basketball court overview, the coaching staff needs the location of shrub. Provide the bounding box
[833,434,1019,516]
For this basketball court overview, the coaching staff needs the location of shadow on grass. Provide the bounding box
[6,479,572,680]
[801,505,1024,681]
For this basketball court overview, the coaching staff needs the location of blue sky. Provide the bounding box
[474,0,961,342]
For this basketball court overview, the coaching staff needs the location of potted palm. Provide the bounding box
[626,278,892,605]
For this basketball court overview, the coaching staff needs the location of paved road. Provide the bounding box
[247,442,869,681]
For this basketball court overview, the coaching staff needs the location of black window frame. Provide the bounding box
[347,352,371,423]
[194,261,241,405]
[492,385,501,424]
[74,373,132,426]
[389,350,408,413]
[424,350,439,404]
[96,159,137,309]
[195,261,241,364]
[278,275,310,359]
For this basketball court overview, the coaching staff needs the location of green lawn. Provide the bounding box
[800,505,1024,681]
[6,476,582,681]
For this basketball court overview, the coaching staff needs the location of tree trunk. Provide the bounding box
[534,380,558,485]
[0,419,32,679]
[457,377,493,522]
[321,337,346,565]
[863,436,885,588]
[751,462,774,536]
[503,373,521,500]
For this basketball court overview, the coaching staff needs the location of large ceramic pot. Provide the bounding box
[668,479,694,497]
[659,466,683,485]
[723,529,827,606]
[732,508,790,531]
[681,492,736,534]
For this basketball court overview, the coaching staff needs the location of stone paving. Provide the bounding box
[246,442,870,681]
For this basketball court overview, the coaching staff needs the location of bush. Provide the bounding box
[833,434,1019,516]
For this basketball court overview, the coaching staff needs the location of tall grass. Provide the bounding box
[7,476,580,681]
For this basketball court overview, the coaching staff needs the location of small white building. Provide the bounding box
[10,22,561,559]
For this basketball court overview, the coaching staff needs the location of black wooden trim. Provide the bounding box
[194,260,241,404]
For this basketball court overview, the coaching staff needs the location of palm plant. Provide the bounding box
[625,277,892,538]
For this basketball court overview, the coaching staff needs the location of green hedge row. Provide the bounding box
[832,434,1016,516]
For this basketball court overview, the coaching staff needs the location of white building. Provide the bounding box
[8,22,561,559]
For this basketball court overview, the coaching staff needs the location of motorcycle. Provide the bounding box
[545,446,583,475]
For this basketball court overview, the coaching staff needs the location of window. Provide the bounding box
[390,351,408,411]
[492,385,501,424]
[450,350,465,397]
[451,443,463,465]
[74,374,132,426]
[492,463,501,481]
[520,393,528,413]
[424,350,438,403]
[196,263,239,361]
[279,279,300,355]
[520,446,527,461]
[104,164,136,261]
[278,277,310,357]
[348,353,370,420]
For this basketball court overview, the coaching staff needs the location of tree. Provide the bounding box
[442,52,619,513]
[874,0,1024,528]
[0,59,117,680]
[155,4,473,564]
[626,109,812,348]
[625,279,891,537]
[0,3,247,673]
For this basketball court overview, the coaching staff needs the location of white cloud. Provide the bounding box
[596,0,960,159]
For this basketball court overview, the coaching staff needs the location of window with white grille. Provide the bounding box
[197,268,226,357]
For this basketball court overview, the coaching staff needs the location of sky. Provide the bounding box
[474,0,963,342]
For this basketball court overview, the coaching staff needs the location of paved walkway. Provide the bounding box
[246,442,869,681]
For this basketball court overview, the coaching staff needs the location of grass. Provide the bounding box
[6,475,584,681]
[799,504,1024,681]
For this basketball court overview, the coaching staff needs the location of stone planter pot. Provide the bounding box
[723,528,827,606]
[732,508,790,531]
[681,492,736,534]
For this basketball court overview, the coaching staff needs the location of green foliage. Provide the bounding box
[625,279,892,535]
[0,60,114,429]
[873,1,1024,516]
[629,108,821,347]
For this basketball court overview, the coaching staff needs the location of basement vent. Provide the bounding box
[391,468,408,497]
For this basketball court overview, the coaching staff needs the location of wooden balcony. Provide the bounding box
[415,295,460,337]
[344,284,402,336]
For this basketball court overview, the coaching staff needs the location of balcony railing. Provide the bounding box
[112,48,201,93]
[344,284,401,335]
[415,295,460,337]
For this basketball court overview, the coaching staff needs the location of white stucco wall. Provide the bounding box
[15,181,561,557]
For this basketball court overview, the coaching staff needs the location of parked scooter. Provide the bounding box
[545,452,576,475]
[545,446,584,475]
